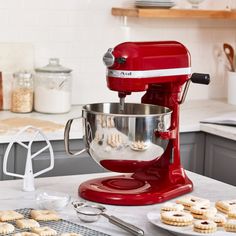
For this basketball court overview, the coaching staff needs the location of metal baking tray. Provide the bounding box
[1,208,111,236]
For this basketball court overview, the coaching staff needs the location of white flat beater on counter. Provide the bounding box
[3,126,54,192]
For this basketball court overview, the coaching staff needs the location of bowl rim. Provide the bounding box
[82,102,172,118]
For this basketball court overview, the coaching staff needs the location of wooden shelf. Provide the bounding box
[112,7,236,19]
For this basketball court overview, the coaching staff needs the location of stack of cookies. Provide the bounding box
[0,209,83,236]
[160,195,236,234]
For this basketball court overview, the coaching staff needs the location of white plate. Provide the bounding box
[147,211,236,236]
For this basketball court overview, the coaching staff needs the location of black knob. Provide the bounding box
[190,73,210,85]
[116,57,126,64]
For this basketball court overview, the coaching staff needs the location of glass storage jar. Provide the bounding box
[34,58,72,114]
[11,71,34,113]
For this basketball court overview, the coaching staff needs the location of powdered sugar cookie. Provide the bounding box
[161,202,184,212]
[161,211,193,226]
[31,227,57,236]
[224,219,236,232]
[16,219,40,229]
[215,199,236,214]
[0,210,24,221]
[190,205,217,219]
[0,222,15,234]
[14,233,39,236]
[193,220,217,234]
[176,195,210,210]
[30,210,60,221]
[202,212,226,227]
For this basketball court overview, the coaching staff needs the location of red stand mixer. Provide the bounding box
[65,41,210,206]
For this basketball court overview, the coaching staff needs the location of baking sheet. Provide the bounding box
[1,208,111,236]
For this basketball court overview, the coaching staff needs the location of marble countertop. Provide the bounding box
[0,171,235,236]
[0,99,236,143]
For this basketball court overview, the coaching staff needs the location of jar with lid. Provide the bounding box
[11,71,34,113]
[34,58,72,114]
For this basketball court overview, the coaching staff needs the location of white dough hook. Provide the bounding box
[3,126,54,192]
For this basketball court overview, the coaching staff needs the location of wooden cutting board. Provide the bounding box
[0,117,64,134]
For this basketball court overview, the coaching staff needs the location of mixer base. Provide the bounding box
[79,174,193,206]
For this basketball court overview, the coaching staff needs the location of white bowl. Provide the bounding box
[35,191,71,211]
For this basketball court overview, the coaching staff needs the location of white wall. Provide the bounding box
[0,0,235,104]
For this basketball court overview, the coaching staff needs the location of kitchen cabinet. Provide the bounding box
[112,8,236,20]
[0,144,14,180]
[1,132,236,183]
[13,133,205,178]
[180,132,205,175]
[14,140,106,179]
[204,133,236,186]
[0,132,205,180]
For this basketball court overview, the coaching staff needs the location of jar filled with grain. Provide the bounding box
[11,71,34,113]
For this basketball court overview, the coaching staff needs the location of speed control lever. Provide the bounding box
[179,73,210,104]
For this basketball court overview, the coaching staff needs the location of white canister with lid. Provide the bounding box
[34,58,72,114]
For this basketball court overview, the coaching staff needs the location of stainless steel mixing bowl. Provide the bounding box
[64,103,172,173]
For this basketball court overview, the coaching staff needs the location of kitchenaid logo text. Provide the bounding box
[107,67,191,79]
[108,70,132,77]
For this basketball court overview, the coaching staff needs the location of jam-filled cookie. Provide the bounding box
[161,202,184,212]
[215,199,236,214]
[176,195,210,210]
[190,205,217,219]
[228,209,236,219]
[193,220,217,234]
[202,212,226,227]
[224,219,236,232]
[161,211,193,226]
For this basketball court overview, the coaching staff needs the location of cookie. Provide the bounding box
[215,200,236,214]
[31,227,57,236]
[224,219,236,232]
[228,209,236,219]
[161,202,184,212]
[16,219,40,229]
[0,210,24,221]
[176,195,210,210]
[0,222,15,234]
[61,234,83,236]
[14,233,39,236]
[161,211,193,226]
[193,220,217,234]
[190,205,217,219]
[202,212,226,227]
[30,210,60,221]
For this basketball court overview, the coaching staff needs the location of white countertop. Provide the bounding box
[0,171,235,236]
[0,99,236,143]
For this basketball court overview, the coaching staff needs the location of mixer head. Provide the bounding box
[103,41,192,95]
